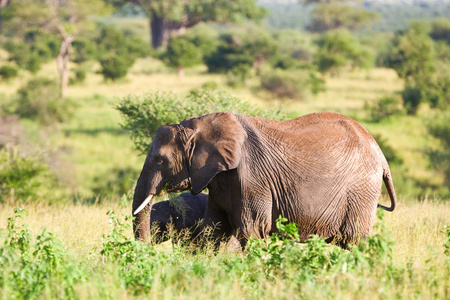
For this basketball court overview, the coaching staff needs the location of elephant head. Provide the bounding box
[132,113,246,241]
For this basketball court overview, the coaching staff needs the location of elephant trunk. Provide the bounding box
[132,169,154,242]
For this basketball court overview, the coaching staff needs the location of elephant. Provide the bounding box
[132,112,397,248]
[149,192,208,243]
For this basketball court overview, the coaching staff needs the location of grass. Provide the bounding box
[0,200,448,299]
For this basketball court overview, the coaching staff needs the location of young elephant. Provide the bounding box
[150,192,208,243]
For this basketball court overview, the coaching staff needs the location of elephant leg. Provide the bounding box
[338,192,378,245]
[229,201,273,248]
[199,203,233,246]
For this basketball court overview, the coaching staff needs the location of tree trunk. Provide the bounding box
[57,35,73,99]
[150,14,188,49]
[150,15,168,49]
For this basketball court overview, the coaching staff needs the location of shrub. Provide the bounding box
[204,26,278,74]
[366,95,404,122]
[115,90,286,154]
[0,147,62,204]
[3,30,59,73]
[226,64,251,87]
[164,36,202,76]
[69,65,88,85]
[314,29,374,75]
[12,77,74,124]
[0,209,86,298]
[427,110,450,188]
[401,84,422,115]
[260,69,325,100]
[99,55,134,81]
[0,65,18,80]
[261,70,306,100]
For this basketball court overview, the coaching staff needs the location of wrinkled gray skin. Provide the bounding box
[132,112,397,248]
[150,192,208,243]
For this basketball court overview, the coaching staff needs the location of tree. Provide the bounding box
[165,35,202,77]
[314,29,373,76]
[385,23,436,114]
[2,0,110,98]
[302,0,378,32]
[110,0,267,49]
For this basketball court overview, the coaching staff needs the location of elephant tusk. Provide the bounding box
[133,195,153,215]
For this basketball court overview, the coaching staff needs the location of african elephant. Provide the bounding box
[149,192,208,243]
[132,112,397,248]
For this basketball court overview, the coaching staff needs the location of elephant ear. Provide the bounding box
[184,113,246,194]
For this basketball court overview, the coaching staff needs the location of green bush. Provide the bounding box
[69,65,88,85]
[115,90,286,154]
[260,70,307,100]
[314,29,374,75]
[12,77,74,124]
[260,69,325,100]
[402,84,422,115]
[272,29,314,70]
[99,55,134,81]
[0,147,62,204]
[164,35,202,74]
[427,110,450,188]
[366,95,404,122]
[226,64,251,87]
[0,209,86,298]
[3,30,60,73]
[204,26,278,74]
[0,65,18,80]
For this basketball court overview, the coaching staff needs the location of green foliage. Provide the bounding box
[0,209,86,299]
[401,84,422,115]
[99,55,133,81]
[205,26,278,74]
[0,147,64,204]
[183,24,219,59]
[115,90,286,154]
[3,29,60,73]
[307,1,378,33]
[365,95,404,122]
[71,37,98,64]
[10,77,75,124]
[260,69,316,100]
[429,18,450,44]
[95,24,150,80]
[444,224,450,257]
[226,64,252,87]
[427,110,450,188]
[1,208,449,298]
[372,133,403,166]
[69,65,88,85]
[272,29,314,70]
[314,29,374,75]
[164,35,202,70]
[0,65,18,81]
[385,23,436,87]
[91,166,138,200]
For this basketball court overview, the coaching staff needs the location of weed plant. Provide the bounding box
[0,207,449,299]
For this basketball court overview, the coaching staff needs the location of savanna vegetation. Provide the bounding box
[0,0,449,298]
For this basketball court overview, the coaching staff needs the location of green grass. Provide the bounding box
[0,201,448,299]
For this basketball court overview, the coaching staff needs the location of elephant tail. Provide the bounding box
[378,165,397,212]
